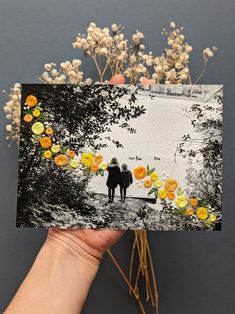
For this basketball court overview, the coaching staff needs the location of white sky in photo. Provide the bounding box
[89,87,221,199]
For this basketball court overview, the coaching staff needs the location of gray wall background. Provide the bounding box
[0,0,235,313]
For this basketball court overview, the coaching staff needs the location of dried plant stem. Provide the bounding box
[194,59,208,84]
[146,238,159,314]
[107,249,146,314]
[113,230,159,313]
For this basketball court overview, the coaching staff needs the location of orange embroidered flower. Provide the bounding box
[25,95,38,107]
[90,163,99,172]
[190,198,198,207]
[164,179,178,192]
[167,191,175,200]
[40,136,52,149]
[134,166,147,180]
[45,127,53,135]
[95,154,103,164]
[54,154,68,166]
[144,179,152,188]
[23,114,33,123]
[197,207,209,220]
[68,150,75,158]
[185,207,194,216]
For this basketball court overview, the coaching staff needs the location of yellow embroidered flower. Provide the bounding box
[165,179,178,192]
[190,198,198,207]
[167,191,175,200]
[209,213,216,222]
[70,159,78,169]
[159,189,167,200]
[134,166,147,180]
[23,114,33,123]
[51,145,60,153]
[153,179,162,188]
[43,150,52,159]
[54,154,68,166]
[31,122,44,135]
[144,179,152,188]
[185,207,194,216]
[90,163,99,172]
[197,207,209,220]
[45,127,53,135]
[175,195,188,208]
[100,162,108,170]
[81,152,93,167]
[32,109,41,117]
[150,171,158,182]
[26,95,38,107]
[68,150,75,158]
[95,154,103,164]
[40,136,52,149]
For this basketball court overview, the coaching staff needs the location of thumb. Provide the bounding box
[109,74,126,85]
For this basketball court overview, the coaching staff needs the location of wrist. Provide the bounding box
[46,229,101,268]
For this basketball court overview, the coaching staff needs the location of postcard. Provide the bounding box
[17,84,223,230]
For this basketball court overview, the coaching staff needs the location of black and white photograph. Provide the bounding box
[17,84,223,230]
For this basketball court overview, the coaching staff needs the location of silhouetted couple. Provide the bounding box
[106,157,133,203]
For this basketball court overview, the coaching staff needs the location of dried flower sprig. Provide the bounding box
[3,83,21,144]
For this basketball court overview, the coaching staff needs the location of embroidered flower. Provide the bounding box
[23,114,33,123]
[54,154,68,166]
[144,179,152,188]
[26,95,38,107]
[190,198,198,207]
[45,127,53,135]
[81,152,94,167]
[100,162,108,170]
[68,150,75,158]
[167,191,175,200]
[70,159,79,169]
[209,213,216,222]
[95,154,103,164]
[165,179,178,192]
[90,163,99,172]
[197,207,209,220]
[51,145,60,153]
[185,207,194,216]
[150,171,158,182]
[134,166,147,180]
[32,109,41,117]
[175,195,187,208]
[31,122,44,135]
[159,189,167,199]
[40,136,52,149]
[43,150,52,159]
[153,179,162,188]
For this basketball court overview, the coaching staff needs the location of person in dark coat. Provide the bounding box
[119,163,133,202]
[106,157,121,202]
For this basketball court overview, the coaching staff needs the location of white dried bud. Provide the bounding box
[72,59,82,68]
[6,124,12,132]
[112,23,118,32]
[51,69,59,77]
[44,63,53,71]
[185,45,192,53]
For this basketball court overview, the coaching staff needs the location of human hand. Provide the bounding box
[47,228,125,265]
